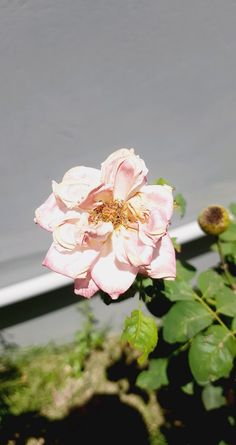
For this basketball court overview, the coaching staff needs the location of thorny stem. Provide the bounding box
[216,237,236,291]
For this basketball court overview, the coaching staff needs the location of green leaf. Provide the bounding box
[136,358,169,390]
[231,317,236,332]
[228,242,236,263]
[174,193,186,217]
[218,241,236,264]
[163,301,212,344]
[212,240,236,265]
[189,325,236,385]
[219,222,236,242]
[155,177,173,187]
[228,416,235,426]
[212,240,235,253]
[197,270,225,298]
[171,237,181,253]
[229,202,236,218]
[176,260,196,282]
[215,286,236,317]
[181,381,194,395]
[164,280,195,302]
[121,310,158,364]
[141,277,153,288]
[202,384,226,411]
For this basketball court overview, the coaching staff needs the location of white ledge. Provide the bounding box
[0,221,204,308]
[169,221,204,244]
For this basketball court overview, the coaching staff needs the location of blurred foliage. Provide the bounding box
[0,303,106,419]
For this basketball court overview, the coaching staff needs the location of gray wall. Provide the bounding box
[1,1,236,287]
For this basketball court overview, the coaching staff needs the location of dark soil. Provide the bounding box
[158,385,236,445]
[0,394,150,445]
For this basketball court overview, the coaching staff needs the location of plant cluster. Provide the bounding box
[0,305,105,419]
[33,149,236,443]
[120,202,236,444]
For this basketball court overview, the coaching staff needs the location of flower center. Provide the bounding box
[88,200,135,229]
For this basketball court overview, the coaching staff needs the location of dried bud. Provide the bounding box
[198,205,230,236]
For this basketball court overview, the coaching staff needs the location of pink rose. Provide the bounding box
[35,148,176,299]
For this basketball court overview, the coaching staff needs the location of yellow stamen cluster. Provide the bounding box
[89,200,136,229]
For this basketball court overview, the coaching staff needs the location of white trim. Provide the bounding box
[0,221,204,308]
[170,221,204,244]
[0,274,72,308]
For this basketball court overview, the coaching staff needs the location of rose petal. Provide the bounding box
[141,234,176,279]
[101,148,134,184]
[112,228,130,265]
[79,184,113,210]
[91,238,137,299]
[113,157,147,200]
[62,166,101,183]
[34,193,78,232]
[53,220,80,251]
[123,228,154,267]
[101,148,148,199]
[138,209,168,246]
[43,243,99,279]
[85,221,113,246]
[141,184,174,222]
[74,274,99,298]
[53,166,102,209]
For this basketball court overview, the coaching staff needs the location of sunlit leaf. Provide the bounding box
[228,242,236,263]
[211,241,235,257]
[164,280,195,302]
[211,238,236,265]
[136,358,169,390]
[141,277,153,288]
[176,260,196,282]
[181,381,194,395]
[189,325,236,385]
[216,241,236,264]
[228,416,235,426]
[229,202,236,218]
[171,237,181,253]
[163,301,212,344]
[174,193,186,217]
[121,310,158,364]
[202,384,226,411]
[219,223,236,242]
[215,286,236,317]
[197,270,225,298]
[155,177,173,187]
[231,317,236,332]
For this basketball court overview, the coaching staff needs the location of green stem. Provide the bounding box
[205,297,216,306]
[216,237,235,290]
[168,291,236,359]
[170,338,193,358]
[194,292,236,341]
